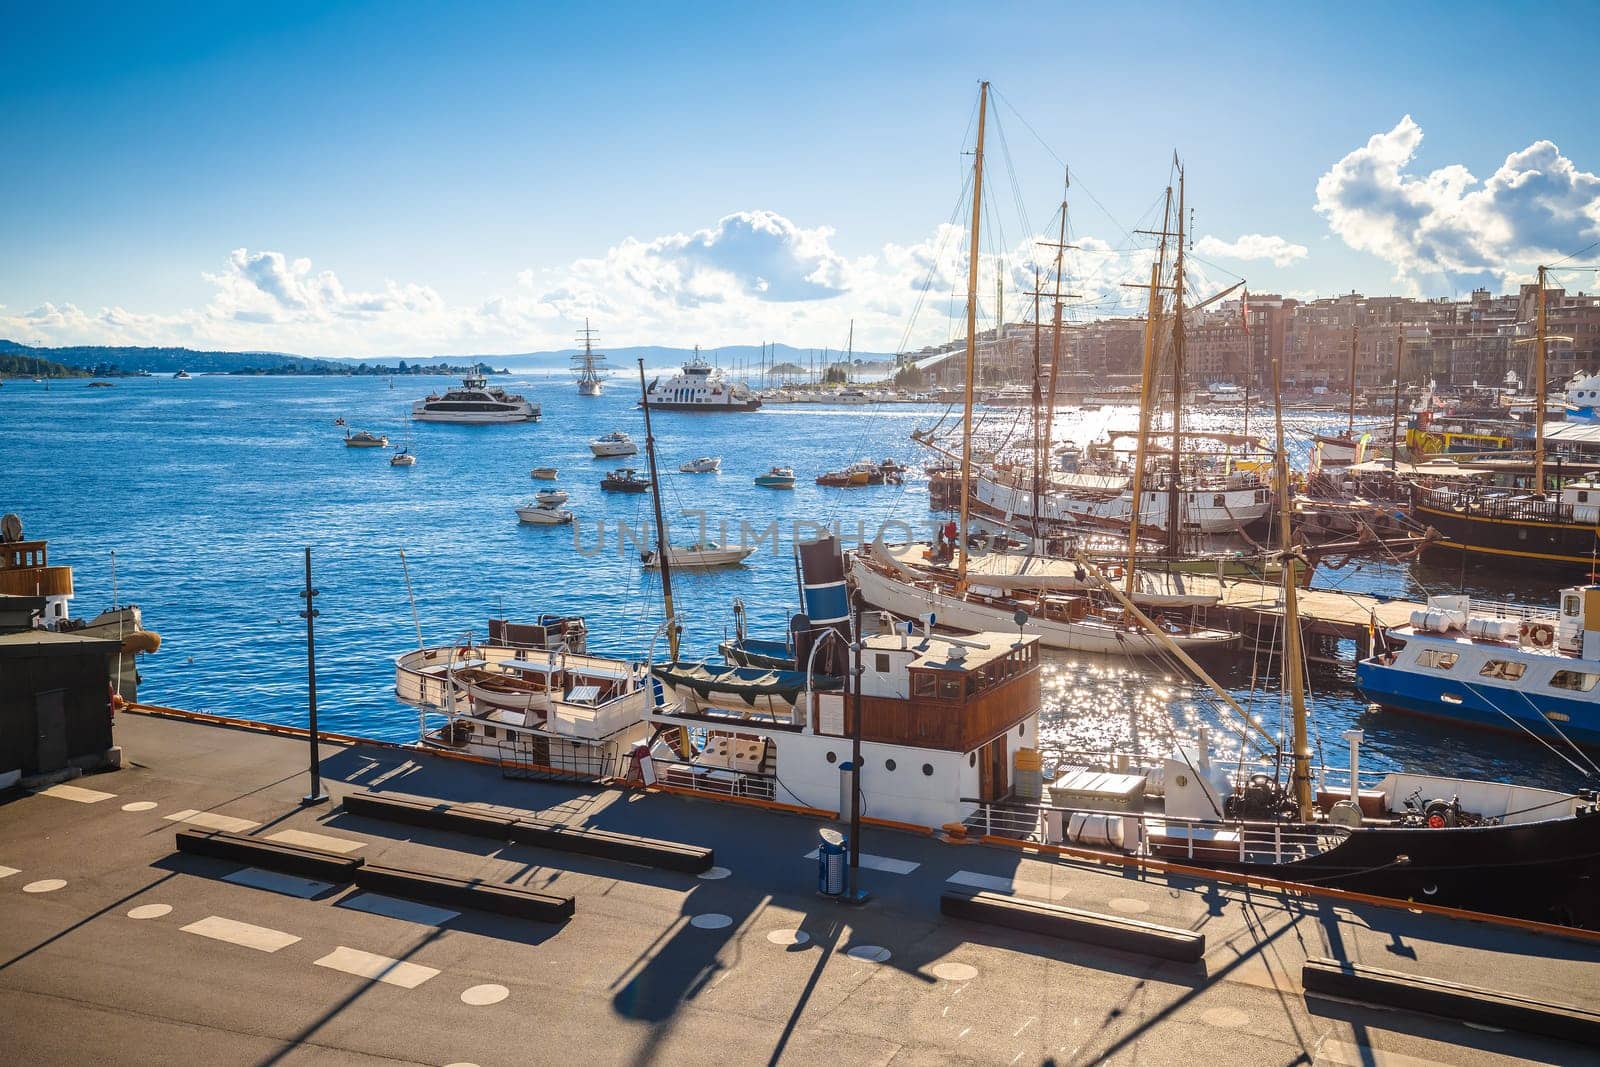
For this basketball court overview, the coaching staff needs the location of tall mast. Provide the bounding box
[1535,265,1548,493]
[1346,324,1359,438]
[638,358,678,662]
[1390,329,1405,474]
[1124,186,1174,596]
[1165,161,1187,559]
[956,80,989,584]
[1031,268,1043,535]
[1271,341,1313,821]
[1040,180,1072,471]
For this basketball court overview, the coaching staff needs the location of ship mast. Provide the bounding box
[1124,185,1174,596]
[1039,178,1074,491]
[1346,324,1359,439]
[956,80,989,585]
[1030,268,1043,535]
[1535,264,1548,493]
[1165,162,1187,559]
[638,358,678,662]
[1272,336,1314,820]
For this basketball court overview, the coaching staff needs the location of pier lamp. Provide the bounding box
[299,546,328,806]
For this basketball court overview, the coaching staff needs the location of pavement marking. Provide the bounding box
[1200,1007,1249,1028]
[690,912,733,930]
[1314,1039,1451,1067]
[223,867,335,899]
[128,904,173,920]
[266,828,364,854]
[181,915,301,953]
[121,801,158,812]
[931,962,978,981]
[804,848,920,875]
[846,945,891,963]
[0,865,19,879]
[164,809,260,833]
[23,879,67,893]
[39,783,116,804]
[338,892,460,927]
[313,946,440,988]
[767,929,810,946]
[946,869,1069,900]
[697,865,732,880]
[460,983,510,1006]
[1107,897,1150,915]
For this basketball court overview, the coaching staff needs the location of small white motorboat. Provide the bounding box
[344,429,389,448]
[754,466,796,489]
[516,503,574,525]
[535,489,568,506]
[530,467,559,480]
[589,430,638,457]
[679,456,721,473]
[389,447,417,467]
[640,542,755,569]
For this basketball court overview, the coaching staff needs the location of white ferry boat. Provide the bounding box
[641,351,761,412]
[412,370,540,423]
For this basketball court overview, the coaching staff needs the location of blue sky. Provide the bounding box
[3,1,1597,356]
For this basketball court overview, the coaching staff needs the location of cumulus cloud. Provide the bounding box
[1194,233,1309,268]
[0,209,1213,356]
[1315,116,1600,293]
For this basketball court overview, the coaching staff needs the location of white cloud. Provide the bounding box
[1194,233,1309,268]
[0,209,1217,357]
[1315,115,1600,293]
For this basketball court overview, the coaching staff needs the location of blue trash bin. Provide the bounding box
[817,827,847,896]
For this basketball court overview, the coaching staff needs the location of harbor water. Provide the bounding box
[1,372,1588,792]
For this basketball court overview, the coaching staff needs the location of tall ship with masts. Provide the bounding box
[847,87,1240,655]
[573,319,608,396]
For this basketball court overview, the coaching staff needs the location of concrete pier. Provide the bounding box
[2,709,1596,1065]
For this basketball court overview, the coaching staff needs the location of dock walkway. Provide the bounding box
[1,710,1596,1065]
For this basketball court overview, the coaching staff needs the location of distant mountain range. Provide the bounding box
[0,339,897,377]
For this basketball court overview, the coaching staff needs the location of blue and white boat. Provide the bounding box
[1565,372,1600,425]
[1357,587,1600,749]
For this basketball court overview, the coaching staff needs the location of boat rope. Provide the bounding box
[1459,680,1600,780]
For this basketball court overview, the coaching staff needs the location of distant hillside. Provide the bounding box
[0,338,897,377]
[0,352,90,378]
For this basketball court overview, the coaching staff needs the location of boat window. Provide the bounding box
[911,673,936,698]
[885,759,896,772]
[1213,494,1225,507]
[939,676,963,700]
[1564,595,1581,616]
[875,653,890,673]
[1551,670,1600,692]
[1415,649,1459,670]
[922,763,934,776]
[1478,659,1526,680]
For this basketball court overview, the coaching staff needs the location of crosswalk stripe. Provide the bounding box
[265,829,364,854]
[314,946,439,988]
[39,783,116,804]
[803,849,920,875]
[181,915,300,952]
[223,867,334,899]
[164,809,260,833]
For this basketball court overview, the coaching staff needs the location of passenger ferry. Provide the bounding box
[1358,587,1600,748]
[411,370,540,423]
[641,351,761,412]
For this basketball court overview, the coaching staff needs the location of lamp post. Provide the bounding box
[300,547,327,806]
[844,598,870,905]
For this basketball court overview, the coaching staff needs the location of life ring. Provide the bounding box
[1530,624,1555,648]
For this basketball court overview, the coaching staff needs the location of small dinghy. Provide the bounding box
[640,542,754,569]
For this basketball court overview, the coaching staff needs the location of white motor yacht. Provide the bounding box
[412,370,539,423]
[589,430,638,457]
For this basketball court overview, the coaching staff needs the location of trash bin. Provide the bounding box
[817,827,847,896]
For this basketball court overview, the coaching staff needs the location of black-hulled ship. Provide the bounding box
[1413,478,1600,571]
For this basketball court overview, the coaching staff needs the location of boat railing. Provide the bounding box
[962,796,1353,865]
[495,734,619,783]
[649,753,778,803]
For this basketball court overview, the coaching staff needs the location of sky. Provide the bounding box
[2,1,1598,358]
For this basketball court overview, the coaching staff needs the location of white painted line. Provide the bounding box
[22,879,66,893]
[181,915,300,953]
[338,892,459,926]
[946,869,1069,900]
[460,983,509,1006]
[265,829,364,854]
[690,913,733,930]
[121,801,158,812]
[931,961,978,982]
[313,946,439,989]
[767,929,810,946]
[128,904,173,920]
[39,783,116,804]
[804,849,920,875]
[0,865,18,880]
[223,867,334,899]
[846,945,891,963]
[164,809,260,833]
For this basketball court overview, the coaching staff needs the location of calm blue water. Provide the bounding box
[1,373,1587,792]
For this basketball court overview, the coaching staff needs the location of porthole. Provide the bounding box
[1018,723,1026,737]
[968,753,976,767]
[826,751,837,764]
[885,759,897,772]
[923,763,934,777]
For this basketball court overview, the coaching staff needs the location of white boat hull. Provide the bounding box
[578,381,603,396]
[849,555,1238,656]
[517,506,574,525]
[412,406,539,423]
[976,474,1270,535]
[643,547,755,568]
[590,442,638,457]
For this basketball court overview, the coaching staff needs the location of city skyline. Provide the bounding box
[4,2,1598,357]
